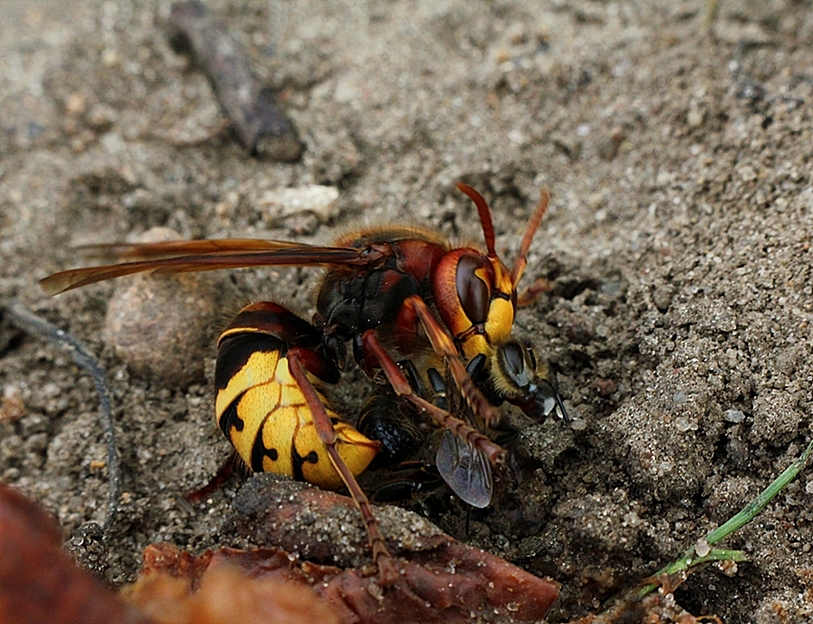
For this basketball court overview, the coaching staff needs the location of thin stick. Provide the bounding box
[167,1,303,161]
[5,301,121,532]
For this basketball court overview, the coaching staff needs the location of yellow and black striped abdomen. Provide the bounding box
[214,305,378,490]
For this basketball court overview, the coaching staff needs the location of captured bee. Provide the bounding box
[356,353,498,508]
[40,183,564,583]
[471,338,568,424]
[359,337,567,509]
[437,337,568,507]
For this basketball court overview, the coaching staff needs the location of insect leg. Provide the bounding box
[286,348,398,585]
[186,452,241,504]
[400,295,502,429]
[360,329,503,462]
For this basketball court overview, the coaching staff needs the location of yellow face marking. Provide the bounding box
[456,296,514,360]
[456,256,517,359]
[491,257,512,292]
[473,266,490,291]
[484,297,514,344]
[484,258,517,348]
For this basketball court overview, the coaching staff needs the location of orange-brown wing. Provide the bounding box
[40,239,373,296]
[77,238,305,260]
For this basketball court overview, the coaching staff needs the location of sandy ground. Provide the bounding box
[1,1,813,621]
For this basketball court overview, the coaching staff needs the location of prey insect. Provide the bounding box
[40,183,565,583]
[359,335,568,508]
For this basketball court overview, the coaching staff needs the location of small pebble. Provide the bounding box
[103,228,232,388]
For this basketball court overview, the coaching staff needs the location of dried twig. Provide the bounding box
[167,1,304,161]
[5,301,121,532]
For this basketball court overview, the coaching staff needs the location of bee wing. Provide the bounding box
[435,427,493,508]
[40,239,370,295]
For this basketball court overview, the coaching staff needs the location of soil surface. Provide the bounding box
[2,1,813,622]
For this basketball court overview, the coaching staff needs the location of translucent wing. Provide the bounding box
[40,239,374,295]
[435,427,493,508]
